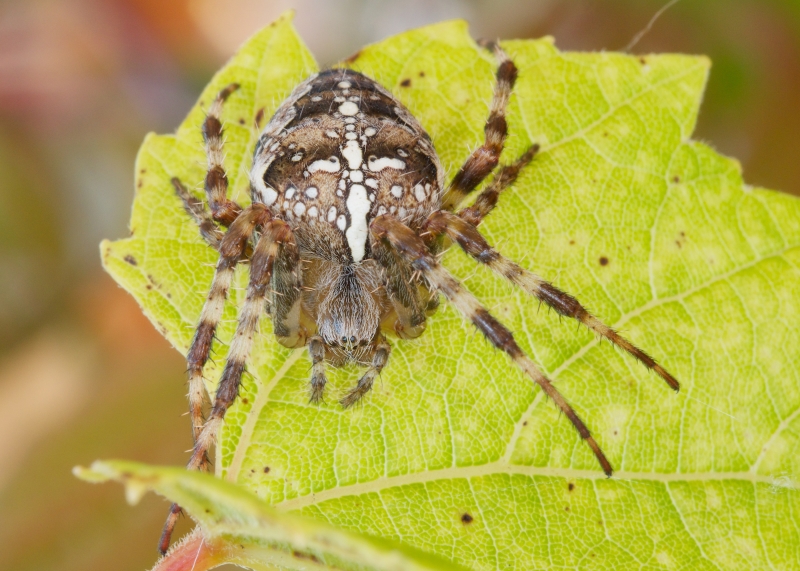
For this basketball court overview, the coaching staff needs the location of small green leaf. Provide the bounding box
[74,460,466,571]
[98,11,800,570]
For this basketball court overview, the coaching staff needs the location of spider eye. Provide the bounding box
[350,336,356,344]
[341,336,348,344]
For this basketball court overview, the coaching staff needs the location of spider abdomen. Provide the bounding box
[249,69,444,265]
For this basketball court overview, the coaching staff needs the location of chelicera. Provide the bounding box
[159,44,679,553]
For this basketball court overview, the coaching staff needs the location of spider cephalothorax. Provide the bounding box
[160,44,679,553]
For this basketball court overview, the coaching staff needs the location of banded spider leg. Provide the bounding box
[370,215,614,475]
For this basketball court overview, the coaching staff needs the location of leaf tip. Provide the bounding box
[73,460,153,505]
[73,460,113,483]
[273,8,296,24]
[72,464,97,482]
[99,238,113,259]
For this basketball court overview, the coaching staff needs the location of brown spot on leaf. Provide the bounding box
[418,71,425,77]
[255,107,265,128]
[242,398,249,404]
[599,256,609,266]
[461,513,474,524]
[400,78,411,87]
[123,255,137,266]
[522,421,528,426]
[673,175,681,183]
[568,482,575,492]
[238,118,245,125]
[292,551,321,563]
[263,466,271,474]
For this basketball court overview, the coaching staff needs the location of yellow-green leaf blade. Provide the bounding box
[100,14,800,571]
[74,460,467,571]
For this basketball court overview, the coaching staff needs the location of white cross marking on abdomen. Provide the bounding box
[345,184,370,262]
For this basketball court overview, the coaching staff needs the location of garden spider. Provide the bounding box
[159,43,679,553]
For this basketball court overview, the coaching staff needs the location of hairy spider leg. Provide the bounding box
[159,203,271,554]
[160,206,270,551]
[441,43,518,211]
[340,335,392,408]
[161,217,297,554]
[372,239,428,339]
[370,214,613,476]
[308,336,327,403]
[203,83,244,225]
[187,206,269,452]
[457,144,539,227]
[425,211,680,392]
[172,177,224,249]
[191,220,297,470]
[269,232,306,350]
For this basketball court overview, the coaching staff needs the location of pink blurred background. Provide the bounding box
[0,0,798,569]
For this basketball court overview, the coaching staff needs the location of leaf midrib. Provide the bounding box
[275,463,797,513]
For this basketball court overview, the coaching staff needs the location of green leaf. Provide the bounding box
[98,11,800,570]
[74,460,466,571]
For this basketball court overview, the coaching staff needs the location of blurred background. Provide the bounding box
[0,0,798,569]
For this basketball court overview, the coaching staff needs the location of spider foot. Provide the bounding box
[340,375,374,409]
[309,374,327,404]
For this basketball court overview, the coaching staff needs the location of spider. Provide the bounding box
[158,43,679,553]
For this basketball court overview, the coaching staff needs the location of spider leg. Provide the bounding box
[171,177,225,249]
[308,335,327,403]
[371,214,613,476]
[270,230,306,349]
[189,219,296,470]
[457,144,539,227]
[340,335,392,409]
[186,204,269,455]
[159,205,275,555]
[203,83,244,225]
[441,43,518,211]
[424,211,680,391]
[372,239,427,339]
